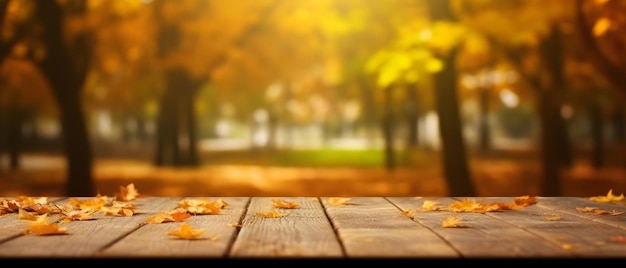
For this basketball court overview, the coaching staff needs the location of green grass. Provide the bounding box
[201,148,437,168]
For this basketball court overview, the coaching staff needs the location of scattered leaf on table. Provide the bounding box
[514,195,537,206]
[177,198,227,215]
[610,235,626,244]
[589,189,624,203]
[545,215,561,221]
[400,210,415,219]
[328,198,351,206]
[18,209,48,222]
[272,199,299,209]
[59,209,96,222]
[100,201,137,217]
[146,208,190,224]
[26,221,68,235]
[442,216,462,228]
[576,207,623,216]
[561,243,573,251]
[68,195,110,211]
[115,183,139,201]
[256,209,285,218]
[168,223,205,240]
[421,200,442,211]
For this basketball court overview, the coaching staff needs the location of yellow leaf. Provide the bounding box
[272,199,299,209]
[256,209,285,218]
[421,200,441,211]
[168,223,205,240]
[442,216,462,228]
[178,198,226,215]
[328,197,351,206]
[26,221,68,235]
[115,183,139,201]
[589,189,624,203]
[400,210,414,219]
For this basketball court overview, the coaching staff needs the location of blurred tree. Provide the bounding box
[455,0,576,196]
[425,0,476,196]
[35,0,94,196]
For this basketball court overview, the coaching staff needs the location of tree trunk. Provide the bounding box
[405,83,419,148]
[382,85,395,170]
[542,24,572,168]
[7,106,23,170]
[426,0,476,197]
[612,108,625,142]
[478,88,491,152]
[37,1,94,197]
[589,99,604,169]
[538,90,562,196]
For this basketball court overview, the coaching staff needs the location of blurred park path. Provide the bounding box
[1,153,625,198]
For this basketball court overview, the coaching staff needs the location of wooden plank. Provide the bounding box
[322,197,459,258]
[536,197,626,229]
[388,197,572,257]
[229,197,343,258]
[476,196,626,257]
[0,196,179,257]
[99,197,249,257]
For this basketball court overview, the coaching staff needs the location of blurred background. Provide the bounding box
[1,0,625,197]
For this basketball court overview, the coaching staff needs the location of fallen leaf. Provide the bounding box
[576,207,623,216]
[442,216,462,228]
[115,183,140,201]
[168,223,205,240]
[589,189,624,203]
[256,209,285,218]
[178,198,227,215]
[26,221,68,235]
[545,215,561,221]
[421,200,441,211]
[400,210,414,219]
[328,197,351,206]
[146,208,190,224]
[610,235,626,244]
[562,243,573,251]
[272,199,299,209]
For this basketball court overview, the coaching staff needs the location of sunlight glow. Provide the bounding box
[499,88,519,108]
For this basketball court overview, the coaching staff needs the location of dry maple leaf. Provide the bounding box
[589,189,625,203]
[328,197,351,206]
[400,210,415,219]
[168,223,205,240]
[514,196,537,207]
[100,201,137,217]
[177,198,227,215]
[256,209,285,218]
[68,195,110,211]
[146,208,191,224]
[18,209,48,223]
[442,216,462,228]
[421,200,442,211]
[545,215,561,221]
[26,221,68,235]
[59,209,96,222]
[115,183,139,201]
[449,199,483,213]
[272,199,299,209]
[576,207,624,216]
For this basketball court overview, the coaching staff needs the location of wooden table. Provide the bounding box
[1,196,625,261]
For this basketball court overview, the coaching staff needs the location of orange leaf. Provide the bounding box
[26,222,68,235]
[168,223,205,240]
[442,216,462,228]
[256,209,285,218]
[272,199,299,209]
[115,183,139,201]
[589,189,624,203]
[328,197,351,206]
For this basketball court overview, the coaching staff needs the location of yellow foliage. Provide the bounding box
[26,221,68,235]
[146,208,191,224]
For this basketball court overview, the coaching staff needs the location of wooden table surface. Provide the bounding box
[1,195,625,260]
